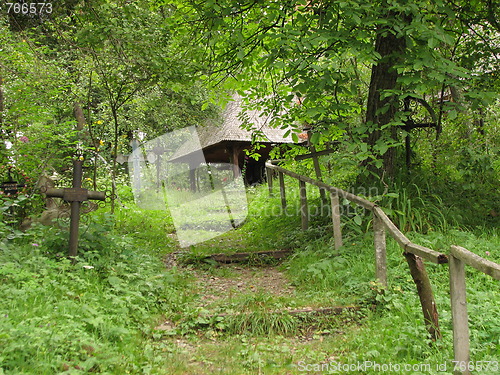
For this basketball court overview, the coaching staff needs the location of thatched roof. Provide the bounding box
[169,96,293,163]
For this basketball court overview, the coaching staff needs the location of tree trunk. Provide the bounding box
[111,106,119,214]
[74,102,87,131]
[365,19,408,179]
[0,74,6,163]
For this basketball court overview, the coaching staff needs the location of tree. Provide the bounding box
[1,0,219,213]
[0,18,79,174]
[67,0,222,210]
[167,0,499,180]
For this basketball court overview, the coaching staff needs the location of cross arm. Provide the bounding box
[294,148,337,161]
[45,187,106,202]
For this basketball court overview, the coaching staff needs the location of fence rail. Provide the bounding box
[265,161,500,375]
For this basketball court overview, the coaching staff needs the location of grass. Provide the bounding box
[0,179,499,374]
[184,184,302,255]
[290,230,500,372]
[0,208,193,374]
[164,179,499,374]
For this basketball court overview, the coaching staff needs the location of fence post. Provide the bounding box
[279,172,286,210]
[267,167,273,196]
[299,179,308,230]
[403,252,441,341]
[449,252,471,375]
[330,191,343,251]
[373,211,387,287]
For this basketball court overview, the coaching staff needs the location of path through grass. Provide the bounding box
[152,185,499,374]
[1,183,498,374]
[154,240,365,375]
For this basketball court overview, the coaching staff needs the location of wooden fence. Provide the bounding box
[448,246,500,375]
[265,161,500,375]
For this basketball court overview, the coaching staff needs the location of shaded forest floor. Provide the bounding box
[1,183,498,374]
[144,184,499,375]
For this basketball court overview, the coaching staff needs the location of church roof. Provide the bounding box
[169,96,293,163]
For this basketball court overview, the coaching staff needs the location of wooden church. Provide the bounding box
[169,96,295,186]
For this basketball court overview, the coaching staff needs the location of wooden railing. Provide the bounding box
[265,161,500,375]
[448,246,500,375]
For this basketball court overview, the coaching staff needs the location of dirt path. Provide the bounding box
[157,251,360,374]
[193,265,297,308]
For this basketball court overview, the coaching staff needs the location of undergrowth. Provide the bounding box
[0,177,498,374]
[0,210,192,374]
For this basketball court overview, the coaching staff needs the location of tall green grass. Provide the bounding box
[0,210,192,374]
[1,177,498,374]
[378,183,454,233]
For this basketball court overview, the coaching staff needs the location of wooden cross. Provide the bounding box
[44,159,106,258]
[294,148,336,161]
[401,97,439,170]
[147,145,169,189]
[302,127,326,202]
[130,139,142,193]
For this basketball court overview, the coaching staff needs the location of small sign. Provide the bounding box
[0,165,30,197]
[0,182,25,196]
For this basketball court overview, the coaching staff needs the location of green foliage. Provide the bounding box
[283,226,500,370]
[1,1,500,372]
[0,195,30,229]
[168,0,500,178]
[0,2,220,205]
[0,208,191,374]
[0,181,499,374]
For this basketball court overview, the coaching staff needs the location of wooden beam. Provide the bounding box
[231,145,241,178]
[266,167,273,196]
[294,148,337,161]
[310,144,326,201]
[283,306,359,316]
[373,207,447,264]
[406,243,449,265]
[214,305,360,318]
[278,171,286,210]
[399,122,437,130]
[266,162,376,210]
[267,162,449,261]
[450,245,500,280]
[373,206,411,248]
[404,252,441,341]
[299,180,308,230]
[210,249,293,263]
